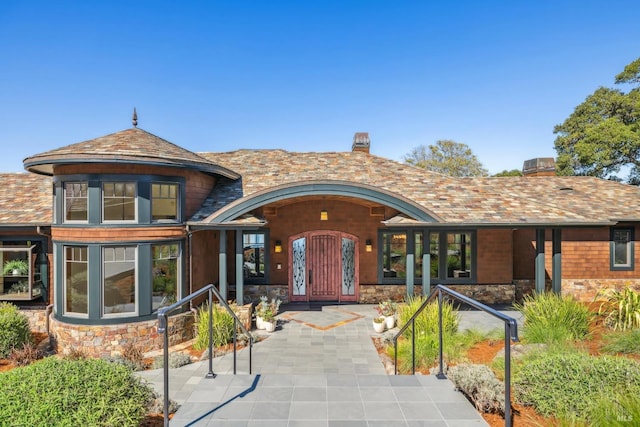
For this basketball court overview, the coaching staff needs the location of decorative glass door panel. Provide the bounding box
[342,238,356,296]
[292,237,306,297]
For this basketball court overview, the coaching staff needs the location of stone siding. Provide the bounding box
[21,307,50,333]
[359,284,516,305]
[49,312,195,358]
[562,279,640,303]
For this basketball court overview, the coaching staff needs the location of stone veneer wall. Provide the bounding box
[562,279,640,303]
[21,308,50,334]
[359,284,517,305]
[243,284,289,303]
[49,312,195,358]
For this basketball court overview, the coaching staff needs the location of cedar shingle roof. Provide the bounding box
[23,127,240,179]
[0,173,51,224]
[195,149,640,225]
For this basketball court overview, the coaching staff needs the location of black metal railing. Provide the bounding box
[393,284,519,427]
[157,283,253,427]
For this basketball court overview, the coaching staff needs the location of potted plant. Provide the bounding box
[3,259,29,276]
[255,295,281,332]
[372,316,386,333]
[376,300,397,329]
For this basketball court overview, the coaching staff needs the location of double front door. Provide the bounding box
[289,231,359,302]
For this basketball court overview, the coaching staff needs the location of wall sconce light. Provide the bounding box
[320,209,328,221]
[274,240,282,253]
[365,239,373,252]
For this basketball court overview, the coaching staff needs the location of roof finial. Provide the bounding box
[132,107,138,127]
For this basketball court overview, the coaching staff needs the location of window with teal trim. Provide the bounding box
[103,182,136,222]
[611,228,634,271]
[152,243,179,310]
[382,232,406,278]
[102,246,136,317]
[64,182,88,222]
[64,246,88,316]
[151,183,178,222]
[243,232,266,281]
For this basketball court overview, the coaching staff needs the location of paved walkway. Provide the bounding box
[139,304,511,426]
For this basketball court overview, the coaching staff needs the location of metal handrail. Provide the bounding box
[393,284,519,427]
[157,283,253,427]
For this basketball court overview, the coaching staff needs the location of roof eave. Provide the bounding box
[23,156,241,180]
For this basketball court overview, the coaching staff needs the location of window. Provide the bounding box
[152,243,179,310]
[103,246,136,316]
[103,182,136,221]
[64,182,88,221]
[152,183,178,221]
[611,228,634,270]
[382,232,407,278]
[380,230,475,283]
[64,246,88,315]
[243,232,265,279]
[444,232,472,278]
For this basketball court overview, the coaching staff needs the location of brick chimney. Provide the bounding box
[352,132,370,153]
[522,158,556,176]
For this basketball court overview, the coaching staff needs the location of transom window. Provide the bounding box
[64,246,88,316]
[103,182,136,221]
[611,228,634,270]
[151,183,178,221]
[64,182,88,222]
[102,246,136,316]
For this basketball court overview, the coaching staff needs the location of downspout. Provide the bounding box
[187,225,193,310]
[37,226,54,347]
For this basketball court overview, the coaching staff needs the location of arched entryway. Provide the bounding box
[289,231,359,302]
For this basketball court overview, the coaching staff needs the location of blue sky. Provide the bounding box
[0,1,638,174]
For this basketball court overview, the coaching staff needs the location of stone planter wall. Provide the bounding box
[49,312,195,358]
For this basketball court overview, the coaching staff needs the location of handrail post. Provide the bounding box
[159,313,169,427]
[394,337,398,375]
[411,319,416,375]
[436,288,446,379]
[504,321,512,427]
[206,290,216,378]
[233,318,237,375]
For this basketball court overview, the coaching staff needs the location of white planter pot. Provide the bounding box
[372,319,386,333]
[385,315,395,329]
[264,320,276,332]
[256,315,266,330]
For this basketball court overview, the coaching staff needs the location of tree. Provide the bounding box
[493,169,523,177]
[403,140,489,177]
[553,57,640,183]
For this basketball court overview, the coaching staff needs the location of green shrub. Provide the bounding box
[391,328,484,374]
[0,302,32,358]
[397,296,459,337]
[514,350,640,420]
[448,363,505,414]
[598,287,640,331]
[0,357,154,426]
[193,302,235,351]
[602,329,640,354]
[515,292,591,344]
[582,392,640,426]
[152,352,192,369]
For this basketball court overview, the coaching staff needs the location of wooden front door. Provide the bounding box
[308,233,340,300]
[290,231,359,302]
